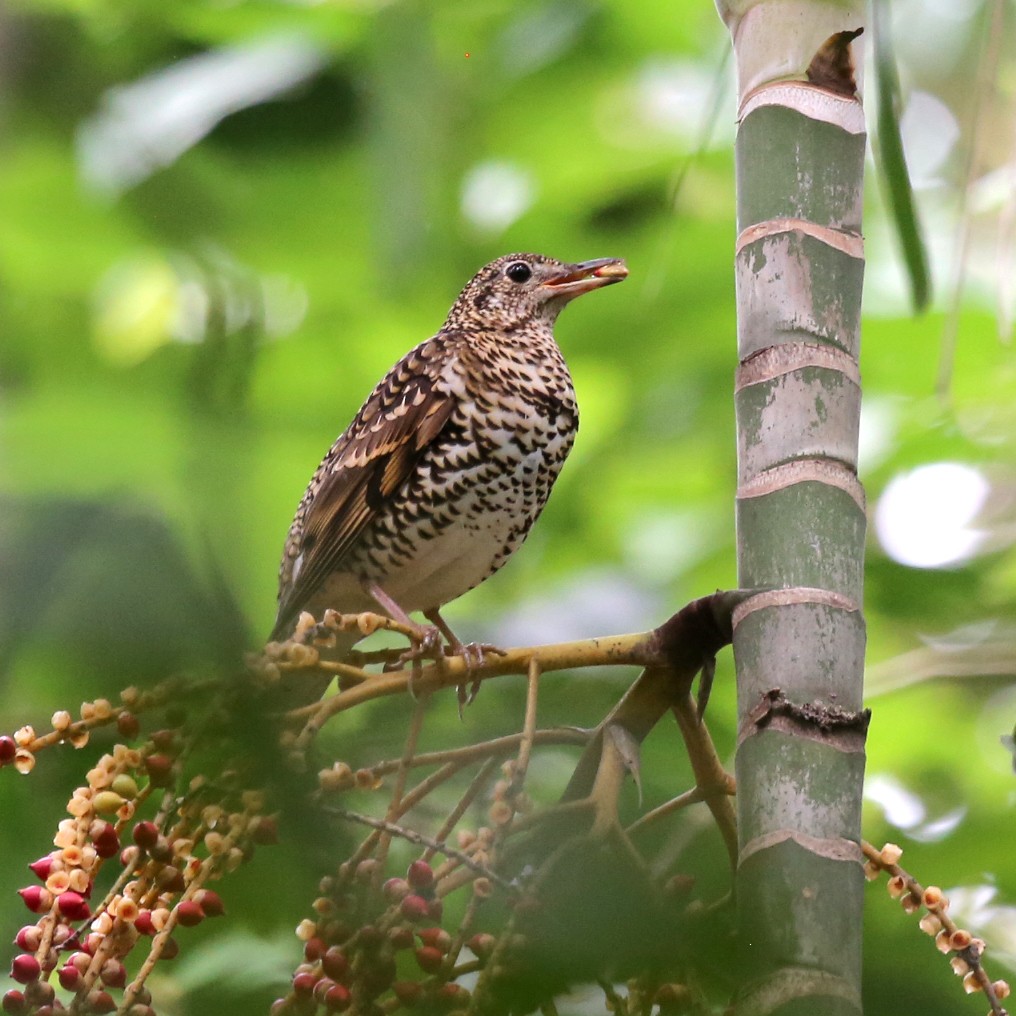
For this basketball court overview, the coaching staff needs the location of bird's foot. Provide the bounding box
[395,624,446,699]
[446,642,507,715]
[397,624,444,665]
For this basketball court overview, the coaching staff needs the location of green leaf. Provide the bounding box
[872,0,931,313]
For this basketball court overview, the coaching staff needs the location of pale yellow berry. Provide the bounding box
[240,790,265,813]
[115,898,140,922]
[14,749,36,774]
[46,872,71,894]
[962,971,982,994]
[935,930,953,954]
[488,800,514,826]
[69,728,90,749]
[863,860,880,882]
[922,886,944,909]
[14,725,36,747]
[887,875,907,899]
[93,699,112,719]
[67,865,89,890]
[992,980,1010,1000]
[51,711,72,732]
[900,893,920,914]
[951,956,970,976]
[295,919,318,941]
[880,843,903,865]
[919,914,942,936]
[204,832,226,856]
[951,929,972,950]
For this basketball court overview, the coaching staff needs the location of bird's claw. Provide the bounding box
[447,642,507,716]
[397,624,443,665]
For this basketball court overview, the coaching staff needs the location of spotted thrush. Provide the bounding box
[270,252,628,663]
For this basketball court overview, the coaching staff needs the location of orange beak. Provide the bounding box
[540,258,628,299]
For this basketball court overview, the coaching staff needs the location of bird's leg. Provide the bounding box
[423,608,507,710]
[362,582,443,664]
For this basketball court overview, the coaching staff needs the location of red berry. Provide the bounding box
[134,910,155,936]
[194,889,224,917]
[17,887,49,913]
[100,959,126,988]
[175,900,204,927]
[58,966,82,991]
[117,712,140,740]
[28,857,54,882]
[303,937,327,963]
[417,927,451,952]
[144,754,174,787]
[400,895,429,922]
[324,984,351,1012]
[160,937,180,960]
[23,981,54,1008]
[151,729,177,751]
[155,866,185,893]
[392,981,423,1006]
[132,822,159,850]
[414,946,443,974]
[9,955,40,984]
[251,816,278,846]
[0,737,16,765]
[67,952,91,974]
[406,861,434,890]
[292,972,317,997]
[426,898,443,922]
[88,990,115,1014]
[388,927,415,950]
[2,991,26,1014]
[14,927,40,952]
[436,984,469,1007]
[57,892,90,921]
[383,877,410,902]
[467,932,496,959]
[92,823,120,859]
[321,947,348,981]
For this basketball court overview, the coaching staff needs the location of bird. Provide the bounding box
[269,252,628,681]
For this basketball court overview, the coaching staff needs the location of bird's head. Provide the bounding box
[446,253,628,332]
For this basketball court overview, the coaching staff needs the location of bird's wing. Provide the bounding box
[272,340,459,639]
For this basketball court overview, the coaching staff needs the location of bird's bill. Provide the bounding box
[540,258,628,298]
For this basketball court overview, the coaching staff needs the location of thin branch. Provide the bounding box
[671,694,738,869]
[862,841,1010,1016]
[325,807,516,894]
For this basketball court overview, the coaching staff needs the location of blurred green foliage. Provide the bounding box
[0,1,1014,1014]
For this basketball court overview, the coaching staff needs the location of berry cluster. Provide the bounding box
[274,858,495,1015]
[3,690,279,1016]
[865,843,1011,1015]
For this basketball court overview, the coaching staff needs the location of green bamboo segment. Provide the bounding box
[722,3,868,1011]
[737,106,865,231]
[738,841,865,987]
[732,603,866,710]
[737,483,866,596]
[735,233,864,358]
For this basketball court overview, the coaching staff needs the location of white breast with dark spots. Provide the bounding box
[348,391,576,612]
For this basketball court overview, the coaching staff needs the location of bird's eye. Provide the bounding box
[505,262,532,284]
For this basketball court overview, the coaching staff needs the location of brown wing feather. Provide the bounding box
[271,346,458,640]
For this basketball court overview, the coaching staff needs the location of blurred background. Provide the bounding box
[0,1,1014,1013]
